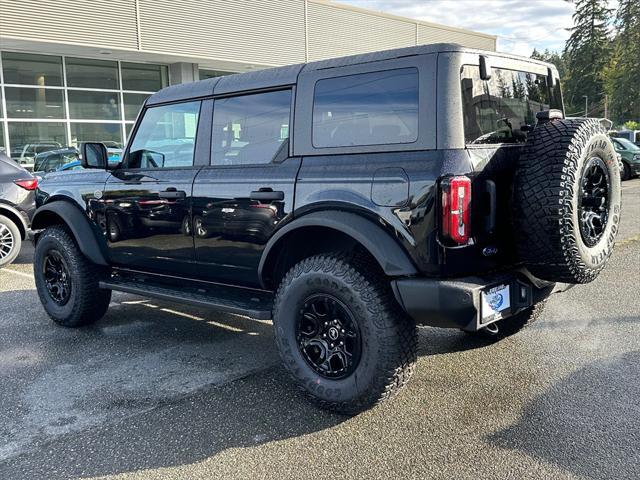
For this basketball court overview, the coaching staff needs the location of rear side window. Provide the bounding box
[461,65,562,145]
[312,68,419,148]
[127,101,201,169]
[212,89,291,166]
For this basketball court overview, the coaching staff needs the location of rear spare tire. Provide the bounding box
[514,118,621,284]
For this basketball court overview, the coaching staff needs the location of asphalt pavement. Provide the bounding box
[0,179,639,480]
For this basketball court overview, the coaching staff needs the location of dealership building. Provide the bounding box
[0,0,495,162]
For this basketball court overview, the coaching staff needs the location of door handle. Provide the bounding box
[250,189,284,201]
[158,189,186,199]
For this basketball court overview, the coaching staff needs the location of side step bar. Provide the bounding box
[99,278,273,320]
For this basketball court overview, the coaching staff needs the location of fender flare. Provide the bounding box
[258,210,418,288]
[0,201,29,239]
[31,201,108,266]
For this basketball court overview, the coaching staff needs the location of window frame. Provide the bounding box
[208,86,295,168]
[294,55,436,156]
[458,53,563,149]
[121,99,206,171]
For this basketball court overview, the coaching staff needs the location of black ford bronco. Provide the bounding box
[32,44,621,414]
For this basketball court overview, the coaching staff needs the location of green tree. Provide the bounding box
[604,0,640,123]
[563,0,613,117]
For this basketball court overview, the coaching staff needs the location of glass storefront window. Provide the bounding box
[70,123,123,148]
[65,57,119,89]
[199,69,234,80]
[2,52,63,86]
[125,123,134,140]
[123,93,149,121]
[4,87,65,119]
[121,62,168,91]
[68,90,120,120]
[0,126,5,155]
[7,122,67,165]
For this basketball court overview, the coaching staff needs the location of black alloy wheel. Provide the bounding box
[296,294,362,380]
[43,249,72,306]
[579,156,610,248]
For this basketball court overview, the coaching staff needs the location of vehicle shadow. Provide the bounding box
[0,289,513,479]
[488,349,640,479]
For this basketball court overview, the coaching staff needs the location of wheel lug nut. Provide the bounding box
[322,334,326,338]
[340,341,343,346]
[341,329,345,333]
[330,343,334,348]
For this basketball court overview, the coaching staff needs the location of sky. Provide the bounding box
[336,0,589,56]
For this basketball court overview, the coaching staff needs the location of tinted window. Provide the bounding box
[212,90,291,165]
[128,101,201,169]
[461,65,563,145]
[68,90,120,120]
[4,87,65,118]
[65,57,119,89]
[1,52,63,86]
[312,68,419,148]
[121,62,169,91]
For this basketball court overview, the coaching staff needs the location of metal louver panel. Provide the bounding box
[0,0,139,50]
[418,24,496,51]
[306,1,416,61]
[138,0,306,66]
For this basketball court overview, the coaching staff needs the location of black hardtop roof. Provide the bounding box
[146,43,552,105]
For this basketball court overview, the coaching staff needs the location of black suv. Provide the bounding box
[31,44,621,414]
[0,153,36,267]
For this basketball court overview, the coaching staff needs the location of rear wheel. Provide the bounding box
[621,162,631,181]
[34,225,111,327]
[272,253,418,415]
[0,215,22,268]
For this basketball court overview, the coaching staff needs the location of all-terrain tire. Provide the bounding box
[514,119,621,284]
[0,215,22,268]
[466,300,547,341]
[34,225,111,327]
[272,253,418,415]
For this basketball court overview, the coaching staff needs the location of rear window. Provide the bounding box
[312,68,419,148]
[461,65,563,145]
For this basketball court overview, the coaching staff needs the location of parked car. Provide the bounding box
[611,136,640,180]
[33,148,81,175]
[612,129,640,147]
[31,44,621,414]
[0,152,37,267]
[10,142,63,171]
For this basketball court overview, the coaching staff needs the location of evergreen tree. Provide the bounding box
[563,0,613,117]
[605,0,640,123]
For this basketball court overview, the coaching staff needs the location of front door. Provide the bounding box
[192,89,298,287]
[99,100,204,275]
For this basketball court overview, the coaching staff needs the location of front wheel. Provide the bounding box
[34,225,111,327]
[272,253,418,415]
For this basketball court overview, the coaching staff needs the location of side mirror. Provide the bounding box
[479,55,492,80]
[80,142,108,169]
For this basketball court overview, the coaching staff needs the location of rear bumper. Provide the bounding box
[392,269,571,331]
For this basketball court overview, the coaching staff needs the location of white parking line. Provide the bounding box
[1,268,34,279]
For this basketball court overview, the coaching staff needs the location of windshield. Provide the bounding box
[613,137,640,151]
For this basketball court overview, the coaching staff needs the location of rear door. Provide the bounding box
[99,99,211,276]
[192,88,299,287]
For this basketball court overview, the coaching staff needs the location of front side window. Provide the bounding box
[461,65,563,145]
[312,68,419,148]
[127,101,201,169]
[212,90,291,166]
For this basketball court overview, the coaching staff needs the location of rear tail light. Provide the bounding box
[13,178,38,191]
[441,175,472,245]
